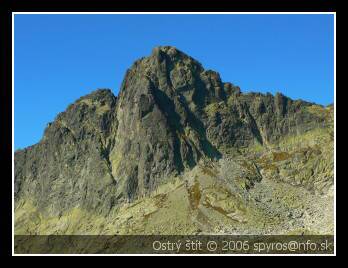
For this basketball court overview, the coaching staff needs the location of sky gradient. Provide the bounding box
[14,14,334,149]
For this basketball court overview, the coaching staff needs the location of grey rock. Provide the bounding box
[14,46,330,217]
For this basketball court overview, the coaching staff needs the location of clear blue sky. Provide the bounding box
[14,14,334,149]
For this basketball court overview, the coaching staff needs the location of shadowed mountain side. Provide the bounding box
[15,46,332,221]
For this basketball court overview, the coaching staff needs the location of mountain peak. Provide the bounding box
[152,45,180,54]
[151,45,189,58]
[148,45,204,71]
[76,88,116,103]
[15,47,333,221]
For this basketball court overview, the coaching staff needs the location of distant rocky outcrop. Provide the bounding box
[14,46,332,220]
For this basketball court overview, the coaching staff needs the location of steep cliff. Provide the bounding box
[14,46,334,235]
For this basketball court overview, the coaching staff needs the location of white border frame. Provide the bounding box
[12,12,336,256]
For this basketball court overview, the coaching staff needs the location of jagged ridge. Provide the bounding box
[14,46,331,218]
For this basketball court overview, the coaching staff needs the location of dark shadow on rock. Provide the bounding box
[178,93,222,161]
[151,84,185,173]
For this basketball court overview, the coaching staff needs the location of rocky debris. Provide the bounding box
[15,151,334,236]
[15,46,334,226]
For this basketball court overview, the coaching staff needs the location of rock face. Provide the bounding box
[14,46,332,219]
[15,90,119,215]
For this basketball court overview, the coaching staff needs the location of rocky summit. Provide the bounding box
[15,46,334,236]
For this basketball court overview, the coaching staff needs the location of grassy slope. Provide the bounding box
[15,105,334,236]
